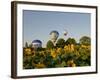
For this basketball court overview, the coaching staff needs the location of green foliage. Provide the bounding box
[23,56,33,69]
[75,47,91,66]
[37,47,46,51]
[25,42,28,48]
[55,61,67,67]
[79,36,91,45]
[66,38,76,45]
[29,43,33,48]
[56,38,65,48]
[46,40,54,49]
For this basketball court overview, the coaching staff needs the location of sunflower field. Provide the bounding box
[23,36,91,69]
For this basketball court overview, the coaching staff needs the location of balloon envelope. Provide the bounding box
[63,30,68,36]
[50,30,59,43]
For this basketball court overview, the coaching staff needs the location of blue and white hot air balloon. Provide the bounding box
[32,39,42,48]
[50,30,59,44]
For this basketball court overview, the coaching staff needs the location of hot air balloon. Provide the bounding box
[63,29,68,36]
[50,30,59,44]
[32,39,42,48]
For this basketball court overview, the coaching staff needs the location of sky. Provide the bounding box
[23,10,91,47]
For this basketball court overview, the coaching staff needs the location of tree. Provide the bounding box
[66,38,76,45]
[71,38,76,44]
[25,42,28,48]
[46,40,54,49]
[79,36,91,45]
[56,38,65,48]
[29,43,33,48]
